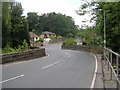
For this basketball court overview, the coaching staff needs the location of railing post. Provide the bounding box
[116,55,119,89]
[110,52,112,80]
[108,51,110,71]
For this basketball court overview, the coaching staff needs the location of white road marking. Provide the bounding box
[42,61,60,69]
[42,60,64,69]
[0,74,24,84]
[90,54,98,89]
[65,52,71,58]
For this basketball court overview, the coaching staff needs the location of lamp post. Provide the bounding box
[103,10,111,66]
[103,10,107,63]
[104,11,106,49]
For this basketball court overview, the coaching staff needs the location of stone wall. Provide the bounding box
[62,45,103,54]
[1,48,46,64]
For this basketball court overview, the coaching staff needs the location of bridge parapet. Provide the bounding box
[1,48,46,64]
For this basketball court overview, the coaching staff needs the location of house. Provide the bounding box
[29,32,39,41]
[29,32,39,46]
[42,31,56,38]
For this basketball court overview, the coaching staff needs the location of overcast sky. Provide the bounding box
[16,0,94,27]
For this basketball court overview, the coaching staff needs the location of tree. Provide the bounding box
[2,2,12,48]
[76,1,120,53]
[96,2,120,53]
[11,2,30,48]
[27,12,39,32]
[28,12,78,37]
[2,2,30,49]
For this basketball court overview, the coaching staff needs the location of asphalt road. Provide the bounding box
[2,43,96,88]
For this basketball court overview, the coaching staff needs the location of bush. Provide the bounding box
[21,40,29,51]
[49,35,56,39]
[63,39,77,45]
[2,40,29,54]
[39,38,44,42]
[2,44,16,54]
[35,38,44,43]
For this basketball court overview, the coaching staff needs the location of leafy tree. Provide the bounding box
[2,1,30,53]
[2,2,12,48]
[76,1,120,53]
[96,2,120,53]
[11,2,30,48]
[27,12,39,32]
[27,12,78,37]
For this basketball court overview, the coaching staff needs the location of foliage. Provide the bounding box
[11,2,30,48]
[49,35,56,39]
[21,39,29,51]
[2,2,12,48]
[2,2,30,53]
[2,40,29,54]
[76,1,102,46]
[35,38,44,43]
[27,12,39,32]
[98,2,120,53]
[27,12,78,37]
[76,1,120,53]
[63,39,77,45]
[2,44,16,54]
[67,33,74,38]
[77,27,102,46]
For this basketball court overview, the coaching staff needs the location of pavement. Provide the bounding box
[2,43,96,88]
[102,58,117,89]
[94,54,104,88]
[94,54,117,89]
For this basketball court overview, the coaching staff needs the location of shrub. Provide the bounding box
[2,40,29,54]
[2,44,16,54]
[49,35,56,39]
[39,38,44,42]
[63,39,77,45]
[21,39,29,51]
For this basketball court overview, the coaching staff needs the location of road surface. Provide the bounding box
[2,43,96,88]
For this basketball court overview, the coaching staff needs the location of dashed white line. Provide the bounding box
[42,60,64,69]
[42,61,60,69]
[0,74,24,84]
[65,52,71,58]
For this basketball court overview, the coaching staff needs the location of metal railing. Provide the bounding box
[104,48,120,89]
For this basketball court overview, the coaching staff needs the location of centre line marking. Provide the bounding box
[42,60,64,69]
[66,52,71,57]
[0,74,24,84]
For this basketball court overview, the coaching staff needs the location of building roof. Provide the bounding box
[29,32,39,38]
[43,31,55,35]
